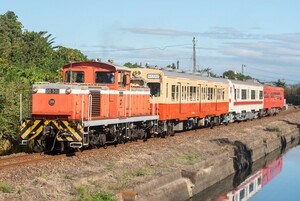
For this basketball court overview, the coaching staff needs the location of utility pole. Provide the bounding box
[193,37,196,72]
[242,64,246,74]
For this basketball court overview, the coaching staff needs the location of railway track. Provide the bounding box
[0,107,298,171]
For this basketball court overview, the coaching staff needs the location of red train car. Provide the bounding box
[263,85,284,115]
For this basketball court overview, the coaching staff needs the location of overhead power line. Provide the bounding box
[84,43,191,53]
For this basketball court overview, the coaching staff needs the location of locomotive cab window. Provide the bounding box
[118,71,128,87]
[95,72,115,84]
[148,83,160,97]
[65,71,84,83]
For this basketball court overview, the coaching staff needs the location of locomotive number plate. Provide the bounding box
[45,88,59,94]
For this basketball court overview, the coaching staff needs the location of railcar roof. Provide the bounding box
[230,79,263,86]
[161,69,228,84]
[62,61,131,72]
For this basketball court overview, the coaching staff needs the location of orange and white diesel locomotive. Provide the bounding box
[20,61,285,152]
[20,61,158,152]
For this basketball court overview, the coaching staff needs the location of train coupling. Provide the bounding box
[70,142,83,149]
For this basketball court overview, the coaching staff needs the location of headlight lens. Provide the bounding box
[32,87,38,94]
[65,87,72,94]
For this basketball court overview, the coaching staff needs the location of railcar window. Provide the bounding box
[217,88,224,100]
[65,71,84,83]
[182,86,187,101]
[259,91,263,99]
[176,85,179,101]
[240,189,245,200]
[241,89,247,100]
[249,182,254,193]
[258,177,262,186]
[208,88,213,100]
[172,85,175,100]
[95,72,115,84]
[222,89,225,100]
[251,90,256,100]
[235,89,240,100]
[202,87,206,100]
[190,86,196,101]
[171,85,179,101]
[148,83,160,97]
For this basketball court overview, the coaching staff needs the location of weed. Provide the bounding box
[265,127,281,132]
[17,186,24,194]
[104,162,115,170]
[176,154,200,164]
[135,169,147,177]
[64,175,72,180]
[0,182,12,193]
[121,172,131,179]
[81,192,115,201]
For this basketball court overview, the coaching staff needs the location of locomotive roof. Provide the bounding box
[62,61,131,72]
[161,69,229,84]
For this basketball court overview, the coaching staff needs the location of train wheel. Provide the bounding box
[167,122,175,136]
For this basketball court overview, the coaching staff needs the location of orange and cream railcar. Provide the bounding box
[131,67,229,134]
[20,61,158,152]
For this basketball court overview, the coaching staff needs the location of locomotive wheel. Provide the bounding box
[33,144,43,153]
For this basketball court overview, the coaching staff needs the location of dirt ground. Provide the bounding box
[0,107,300,201]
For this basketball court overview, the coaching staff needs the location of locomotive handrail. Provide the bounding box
[88,94,92,121]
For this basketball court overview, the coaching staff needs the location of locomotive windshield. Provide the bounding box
[148,83,160,97]
[65,71,84,83]
[95,72,115,84]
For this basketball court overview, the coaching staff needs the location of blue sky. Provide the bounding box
[1,0,300,84]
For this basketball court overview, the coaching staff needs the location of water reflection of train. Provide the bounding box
[217,156,283,201]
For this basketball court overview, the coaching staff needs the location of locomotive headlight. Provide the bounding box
[32,86,38,94]
[65,87,72,94]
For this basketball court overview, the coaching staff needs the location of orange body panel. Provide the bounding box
[152,102,229,121]
[263,86,284,110]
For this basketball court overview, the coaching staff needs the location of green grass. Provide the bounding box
[64,175,72,180]
[0,182,12,193]
[176,154,200,164]
[80,192,115,201]
[265,127,281,132]
[76,185,115,201]
[135,169,148,177]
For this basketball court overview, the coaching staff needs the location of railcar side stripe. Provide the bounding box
[233,101,263,106]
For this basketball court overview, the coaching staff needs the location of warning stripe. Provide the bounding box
[20,119,83,142]
[20,120,43,139]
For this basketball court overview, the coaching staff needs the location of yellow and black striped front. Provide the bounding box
[20,119,83,142]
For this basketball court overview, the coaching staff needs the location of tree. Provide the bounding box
[123,62,140,68]
[198,67,217,77]
[223,70,253,80]
[166,63,176,69]
[275,79,286,88]
[0,11,24,63]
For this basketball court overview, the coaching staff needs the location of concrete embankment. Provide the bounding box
[118,128,300,201]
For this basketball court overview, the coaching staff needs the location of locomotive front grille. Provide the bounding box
[90,91,101,117]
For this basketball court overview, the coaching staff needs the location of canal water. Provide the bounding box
[251,144,300,201]
[189,140,300,201]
